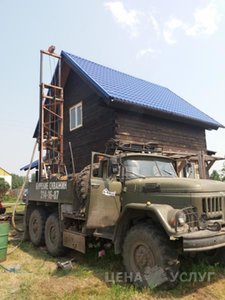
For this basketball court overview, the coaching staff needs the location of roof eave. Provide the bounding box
[109,97,223,130]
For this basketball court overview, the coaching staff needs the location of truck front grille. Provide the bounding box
[202,197,223,219]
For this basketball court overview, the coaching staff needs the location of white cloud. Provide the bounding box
[186,2,221,37]
[104,1,222,50]
[149,14,160,36]
[166,18,186,31]
[163,2,222,45]
[163,30,175,45]
[163,17,186,45]
[136,47,155,58]
[104,1,140,37]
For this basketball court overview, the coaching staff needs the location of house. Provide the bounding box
[0,167,12,188]
[27,50,223,178]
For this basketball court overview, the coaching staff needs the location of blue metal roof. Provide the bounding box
[62,50,223,129]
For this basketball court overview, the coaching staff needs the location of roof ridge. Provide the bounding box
[62,50,166,91]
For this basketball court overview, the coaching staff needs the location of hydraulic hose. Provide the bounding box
[11,140,38,232]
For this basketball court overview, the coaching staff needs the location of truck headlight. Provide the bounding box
[176,211,187,226]
[168,209,187,227]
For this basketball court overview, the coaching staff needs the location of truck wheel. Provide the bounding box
[76,164,98,209]
[45,213,65,257]
[29,207,46,246]
[123,224,179,288]
[76,165,91,208]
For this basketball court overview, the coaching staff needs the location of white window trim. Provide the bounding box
[69,101,83,131]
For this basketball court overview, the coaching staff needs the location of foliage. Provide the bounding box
[31,173,36,182]
[2,194,17,203]
[210,170,221,181]
[210,162,225,182]
[11,173,25,189]
[221,164,225,181]
[0,177,10,199]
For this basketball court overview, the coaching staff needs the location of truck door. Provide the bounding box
[86,153,122,228]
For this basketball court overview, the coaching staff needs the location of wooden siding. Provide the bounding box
[115,110,207,153]
[62,68,207,174]
[63,71,115,173]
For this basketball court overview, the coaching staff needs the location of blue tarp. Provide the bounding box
[20,160,38,171]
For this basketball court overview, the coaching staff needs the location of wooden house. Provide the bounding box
[59,51,223,177]
[25,51,223,178]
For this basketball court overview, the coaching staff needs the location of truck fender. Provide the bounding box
[113,203,175,254]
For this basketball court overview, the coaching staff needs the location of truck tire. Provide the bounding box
[29,207,46,246]
[76,165,91,207]
[45,213,65,257]
[123,223,179,288]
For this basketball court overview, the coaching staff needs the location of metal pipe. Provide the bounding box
[69,142,75,175]
[38,51,43,182]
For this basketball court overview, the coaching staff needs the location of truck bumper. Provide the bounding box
[181,229,225,252]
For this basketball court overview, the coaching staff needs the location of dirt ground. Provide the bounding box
[1,214,225,300]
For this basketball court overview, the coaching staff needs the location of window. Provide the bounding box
[70,102,82,131]
[123,157,177,179]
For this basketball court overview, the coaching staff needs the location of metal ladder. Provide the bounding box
[38,48,65,181]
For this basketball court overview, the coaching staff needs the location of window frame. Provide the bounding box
[69,101,83,131]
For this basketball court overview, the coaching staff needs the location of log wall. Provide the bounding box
[63,70,207,173]
[115,110,207,153]
[63,71,115,173]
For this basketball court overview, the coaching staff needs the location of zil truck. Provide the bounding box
[23,49,225,288]
[24,142,225,287]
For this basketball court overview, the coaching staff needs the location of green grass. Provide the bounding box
[2,241,225,300]
[1,223,225,299]
[2,195,17,203]
[2,194,25,214]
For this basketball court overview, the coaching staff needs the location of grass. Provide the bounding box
[1,193,24,216]
[1,217,225,299]
[2,195,17,203]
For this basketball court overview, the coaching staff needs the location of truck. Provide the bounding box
[24,49,225,288]
[24,140,225,287]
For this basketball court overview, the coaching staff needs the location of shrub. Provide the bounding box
[0,178,10,200]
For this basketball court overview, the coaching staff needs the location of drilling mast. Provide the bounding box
[38,48,65,181]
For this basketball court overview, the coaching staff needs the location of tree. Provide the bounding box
[220,163,225,182]
[210,162,225,182]
[11,174,24,189]
[31,173,36,182]
[210,170,221,181]
[0,178,10,200]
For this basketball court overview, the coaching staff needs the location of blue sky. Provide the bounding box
[0,0,224,174]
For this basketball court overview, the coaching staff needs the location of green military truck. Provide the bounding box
[24,143,225,287]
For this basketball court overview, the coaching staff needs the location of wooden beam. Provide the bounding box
[206,160,216,172]
[198,151,207,179]
[176,160,186,175]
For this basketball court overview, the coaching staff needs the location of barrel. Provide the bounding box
[0,222,9,262]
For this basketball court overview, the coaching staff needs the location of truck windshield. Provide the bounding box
[123,158,177,179]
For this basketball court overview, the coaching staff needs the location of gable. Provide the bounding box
[0,167,11,177]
